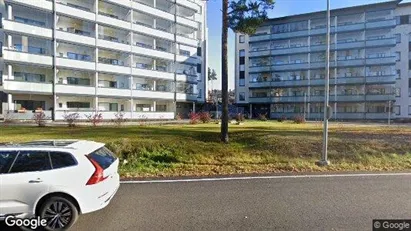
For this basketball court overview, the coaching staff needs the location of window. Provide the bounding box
[0,151,18,174]
[197,89,202,98]
[240,65,245,71]
[396,52,401,61]
[395,34,401,43]
[14,72,45,83]
[239,49,245,57]
[395,88,401,97]
[239,35,245,43]
[239,92,245,101]
[15,100,45,110]
[239,79,245,86]
[396,70,401,79]
[87,147,117,170]
[409,105,411,115]
[197,47,201,56]
[49,152,77,169]
[197,64,202,73]
[400,15,409,24]
[109,103,118,112]
[67,102,90,108]
[9,151,51,173]
[136,104,151,112]
[156,104,167,111]
[409,60,411,70]
[239,71,245,79]
[394,106,400,115]
[409,42,411,51]
[240,56,245,65]
[67,77,90,86]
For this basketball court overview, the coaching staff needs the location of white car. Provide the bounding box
[0,140,120,230]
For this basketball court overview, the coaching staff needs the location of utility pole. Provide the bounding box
[388,100,391,126]
[317,0,331,166]
[304,92,307,120]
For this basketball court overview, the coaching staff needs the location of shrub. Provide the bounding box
[293,115,306,124]
[85,113,103,126]
[62,112,80,127]
[199,112,211,123]
[175,113,182,120]
[112,112,127,126]
[189,112,200,124]
[258,113,268,121]
[235,113,245,123]
[277,115,287,122]
[32,112,48,127]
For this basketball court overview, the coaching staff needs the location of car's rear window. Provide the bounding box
[87,147,117,169]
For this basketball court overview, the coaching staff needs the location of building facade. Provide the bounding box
[0,0,207,120]
[235,0,411,121]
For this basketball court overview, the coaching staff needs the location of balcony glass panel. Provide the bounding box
[12,4,53,28]
[56,43,95,61]
[57,0,94,12]
[134,11,154,28]
[99,25,130,44]
[8,35,52,55]
[98,0,130,22]
[98,49,129,66]
[56,15,95,37]
[57,69,94,86]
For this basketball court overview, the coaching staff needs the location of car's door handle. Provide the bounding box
[29,179,43,183]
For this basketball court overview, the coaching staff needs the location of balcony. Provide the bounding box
[97,87,131,98]
[249,81,271,88]
[273,79,310,87]
[2,80,52,94]
[273,62,309,71]
[365,94,395,101]
[335,41,365,50]
[366,75,396,84]
[132,45,174,60]
[337,58,365,67]
[132,23,174,41]
[249,49,270,58]
[249,65,271,73]
[97,37,131,53]
[176,0,201,12]
[176,16,198,29]
[336,22,365,33]
[3,49,53,66]
[249,33,271,43]
[132,1,174,22]
[273,46,309,56]
[55,84,95,95]
[132,67,174,80]
[55,29,95,46]
[56,2,95,21]
[176,93,198,101]
[366,18,396,30]
[2,20,52,39]
[330,95,365,102]
[7,0,53,11]
[97,62,131,75]
[132,89,174,100]
[335,77,365,85]
[176,73,198,83]
[365,38,396,48]
[97,14,130,30]
[365,56,396,65]
[56,57,95,71]
[176,35,198,47]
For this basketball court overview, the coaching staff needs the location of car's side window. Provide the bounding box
[0,151,18,174]
[49,152,77,169]
[9,151,51,173]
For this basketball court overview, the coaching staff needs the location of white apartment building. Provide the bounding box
[235,0,411,121]
[0,0,208,120]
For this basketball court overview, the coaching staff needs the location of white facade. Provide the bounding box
[0,0,208,120]
[235,0,411,121]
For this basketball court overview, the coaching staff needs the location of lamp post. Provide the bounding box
[316,0,331,166]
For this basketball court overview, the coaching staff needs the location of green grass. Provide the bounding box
[1,121,411,177]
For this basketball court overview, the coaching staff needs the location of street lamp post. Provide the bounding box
[316,0,331,166]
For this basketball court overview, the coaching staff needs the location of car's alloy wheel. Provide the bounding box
[39,197,79,231]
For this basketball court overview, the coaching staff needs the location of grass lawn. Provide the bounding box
[1,121,411,178]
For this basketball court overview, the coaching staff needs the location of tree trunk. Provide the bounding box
[221,0,229,143]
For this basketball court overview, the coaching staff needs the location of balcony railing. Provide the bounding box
[98,57,127,66]
[56,1,93,12]
[12,45,49,55]
[99,35,129,45]
[57,27,93,37]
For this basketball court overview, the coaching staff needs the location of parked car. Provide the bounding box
[0,140,120,230]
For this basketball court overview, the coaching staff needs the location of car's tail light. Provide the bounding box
[86,156,107,185]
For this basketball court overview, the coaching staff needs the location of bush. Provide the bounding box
[235,113,245,123]
[293,115,306,124]
[258,113,268,121]
[277,115,287,122]
[32,112,49,127]
[189,112,200,124]
[199,112,211,123]
[62,112,80,127]
[112,112,127,126]
[85,113,103,126]
[175,113,182,120]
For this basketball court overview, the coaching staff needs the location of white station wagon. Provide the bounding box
[0,140,120,230]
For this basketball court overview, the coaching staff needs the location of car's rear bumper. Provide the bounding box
[79,173,120,214]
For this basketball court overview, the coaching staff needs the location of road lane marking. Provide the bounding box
[120,172,411,184]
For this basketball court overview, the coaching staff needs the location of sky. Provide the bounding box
[206,0,411,90]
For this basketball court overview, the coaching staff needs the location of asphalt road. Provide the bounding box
[2,173,411,230]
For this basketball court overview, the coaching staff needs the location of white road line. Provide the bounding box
[120,172,411,184]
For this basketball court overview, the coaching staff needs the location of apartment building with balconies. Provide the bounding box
[235,0,411,121]
[0,0,207,120]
